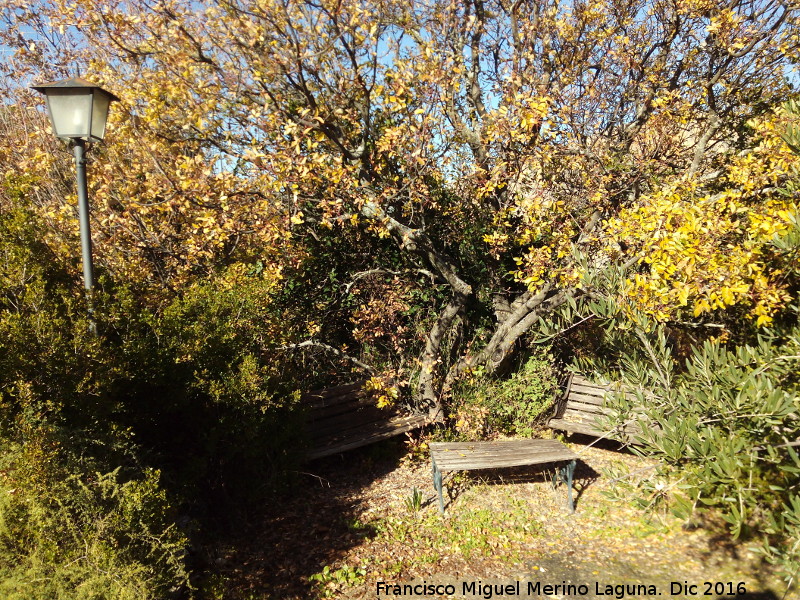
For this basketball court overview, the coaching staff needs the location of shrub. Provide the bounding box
[0,439,190,599]
[571,303,800,580]
[0,176,300,595]
[451,351,557,439]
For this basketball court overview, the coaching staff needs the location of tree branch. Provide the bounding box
[276,340,377,374]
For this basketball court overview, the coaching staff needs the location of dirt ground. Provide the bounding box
[201,435,796,600]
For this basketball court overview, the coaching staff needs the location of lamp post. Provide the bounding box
[31,77,119,334]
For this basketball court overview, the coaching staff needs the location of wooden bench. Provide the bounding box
[429,439,578,514]
[303,382,430,460]
[548,374,653,445]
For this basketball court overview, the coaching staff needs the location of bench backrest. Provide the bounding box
[549,374,655,444]
[301,381,400,439]
[301,381,431,460]
[558,375,646,416]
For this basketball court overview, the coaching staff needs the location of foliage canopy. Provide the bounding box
[2,0,798,410]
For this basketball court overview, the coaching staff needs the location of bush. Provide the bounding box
[451,351,557,439]
[571,303,800,580]
[95,270,302,513]
[0,177,304,595]
[0,439,190,599]
[638,325,799,578]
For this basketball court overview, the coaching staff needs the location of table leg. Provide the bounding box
[432,458,444,515]
[564,459,576,513]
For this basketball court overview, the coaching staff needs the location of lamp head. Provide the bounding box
[31,77,120,142]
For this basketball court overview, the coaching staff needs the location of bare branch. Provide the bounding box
[276,340,377,374]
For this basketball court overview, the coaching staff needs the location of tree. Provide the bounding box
[1,0,798,414]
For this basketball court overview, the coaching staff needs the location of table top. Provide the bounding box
[429,438,577,471]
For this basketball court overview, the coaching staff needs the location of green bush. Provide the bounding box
[570,301,800,580]
[0,440,190,599]
[450,351,557,439]
[94,271,303,512]
[0,175,306,595]
[637,325,799,578]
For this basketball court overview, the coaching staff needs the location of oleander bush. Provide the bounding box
[566,300,800,578]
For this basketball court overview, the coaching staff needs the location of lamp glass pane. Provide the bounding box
[45,89,93,138]
[90,91,111,141]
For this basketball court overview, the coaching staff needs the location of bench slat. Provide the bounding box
[562,407,604,421]
[566,391,606,405]
[308,413,429,460]
[307,397,378,420]
[571,386,638,401]
[432,453,576,471]
[430,444,570,458]
[430,439,570,452]
[549,418,604,437]
[569,383,608,397]
[566,400,607,415]
[572,376,654,400]
[307,409,394,438]
[571,375,614,388]
[550,416,645,435]
[431,447,571,461]
[303,389,369,410]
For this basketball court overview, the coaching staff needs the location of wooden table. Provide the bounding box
[429,439,578,514]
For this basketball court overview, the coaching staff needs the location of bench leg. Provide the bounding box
[432,458,444,515]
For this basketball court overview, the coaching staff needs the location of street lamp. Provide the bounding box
[31,77,119,334]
